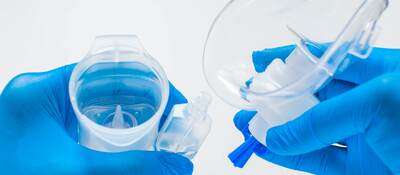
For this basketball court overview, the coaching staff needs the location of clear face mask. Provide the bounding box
[69,35,212,158]
[202,0,388,167]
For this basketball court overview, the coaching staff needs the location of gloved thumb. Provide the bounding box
[265,74,392,156]
[81,148,194,175]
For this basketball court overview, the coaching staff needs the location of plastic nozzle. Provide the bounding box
[111,105,125,128]
[228,136,262,168]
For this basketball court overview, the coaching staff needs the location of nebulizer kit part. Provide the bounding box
[202,0,388,167]
[69,35,211,157]
[156,92,212,159]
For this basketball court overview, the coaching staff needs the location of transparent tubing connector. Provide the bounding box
[69,35,170,152]
[156,92,212,159]
[203,0,388,168]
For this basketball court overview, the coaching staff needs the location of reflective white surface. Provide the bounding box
[1,0,399,174]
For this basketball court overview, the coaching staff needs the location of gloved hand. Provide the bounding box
[0,64,193,175]
[233,45,400,174]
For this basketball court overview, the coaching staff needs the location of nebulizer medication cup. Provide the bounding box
[202,0,388,167]
[69,35,170,152]
[70,35,212,158]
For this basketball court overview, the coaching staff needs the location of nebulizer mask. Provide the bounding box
[69,35,211,158]
[202,0,388,167]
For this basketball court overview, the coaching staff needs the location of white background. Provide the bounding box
[1,0,399,174]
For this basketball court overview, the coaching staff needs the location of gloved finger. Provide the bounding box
[252,44,328,73]
[315,79,356,101]
[233,110,257,139]
[159,82,188,128]
[1,63,76,121]
[0,63,80,140]
[265,73,394,156]
[255,145,346,175]
[335,48,400,84]
[82,148,193,175]
[252,45,295,73]
[253,46,400,85]
[163,82,188,116]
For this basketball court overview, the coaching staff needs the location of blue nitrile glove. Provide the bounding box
[0,64,193,175]
[233,45,400,174]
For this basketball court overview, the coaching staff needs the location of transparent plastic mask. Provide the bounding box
[203,0,388,110]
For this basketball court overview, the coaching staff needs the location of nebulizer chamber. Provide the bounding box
[203,0,388,167]
[69,35,211,157]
